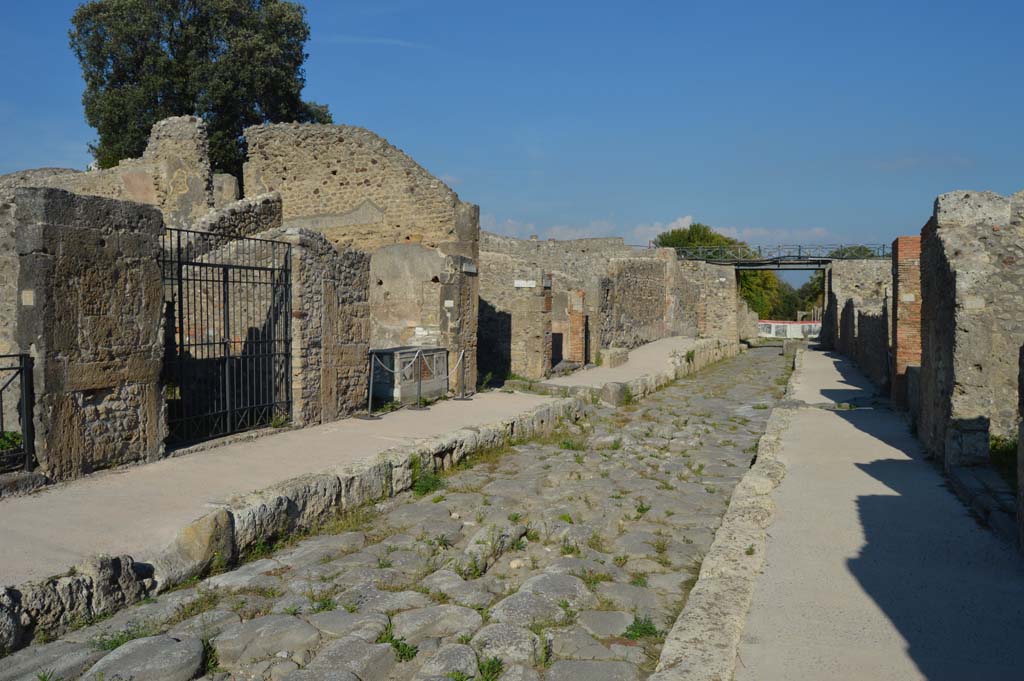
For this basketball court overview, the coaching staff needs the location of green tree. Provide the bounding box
[654,222,737,249]
[654,222,789,319]
[69,0,332,177]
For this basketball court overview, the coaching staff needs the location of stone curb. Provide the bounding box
[648,347,802,681]
[0,397,584,654]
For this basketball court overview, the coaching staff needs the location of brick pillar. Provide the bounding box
[891,235,922,405]
[566,290,587,363]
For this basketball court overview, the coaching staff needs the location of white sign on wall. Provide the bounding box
[514,280,537,288]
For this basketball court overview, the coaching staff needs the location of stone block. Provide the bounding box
[602,348,629,368]
[601,382,631,406]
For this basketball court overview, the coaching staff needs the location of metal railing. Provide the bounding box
[675,244,891,262]
[0,354,35,473]
[364,348,470,417]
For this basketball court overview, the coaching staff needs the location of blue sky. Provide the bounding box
[2,0,1022,270]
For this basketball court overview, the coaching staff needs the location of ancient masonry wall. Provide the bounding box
[599,256,669,348]
[369,244,478,392]
[191,192,283,238]
[1018,345,1024,550]
[212,173,239,208]
[821,259,892,388]
[920,189,1024,467]
[16,117,214,229]
[14,188,166,480]
[256,228,371,426]
[477,249,557,380]
[479,232,643,357]
[737,298,760,341]
[479,234,740,362]
[675,260,740,342]
[891,235,922,405]
[243,124,480,260]
[1,171,112,368]
[509,273,553,380]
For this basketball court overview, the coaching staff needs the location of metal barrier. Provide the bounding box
[0,354,34,473]
[364,348,470,417]
[159,228,293,446]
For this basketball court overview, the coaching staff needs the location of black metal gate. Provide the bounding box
[160,228,292,446]
[0,354,34,473]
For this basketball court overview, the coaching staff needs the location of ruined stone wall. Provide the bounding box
[16,117,214,229]
[822,259,892,387]
[478,251,541,380]
[510,273,553,380]
[257,228,371,426]
[243,124,480,260]
[14,188,165,480]
[891,235,922,404]
[599,257,669,348]
[0,201,19,431]
[192,193,283,238]
[675,261,739,341]
[0,171,102,432]
[369,244,477,392]
[480,232,641,289]
[1018,345,1024,550]
[0,173,93,359]
[920,189,1024,467]
[479,232,677,355]
[480,233,644,352]
[855,298,891,388]
[213,173,239,208]
[737,298,760,341]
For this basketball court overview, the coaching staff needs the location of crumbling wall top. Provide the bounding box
[243,123,477,256]
[934,190,1012,227]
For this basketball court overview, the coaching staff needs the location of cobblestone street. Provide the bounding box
[2,348,788,681]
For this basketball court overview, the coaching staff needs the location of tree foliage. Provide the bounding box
[69,0,332,176]
[653,222,736,249]
[653,221,821,320]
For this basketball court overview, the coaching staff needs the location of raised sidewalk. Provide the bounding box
[0,392,553,586]
[735,350,1024,680]
[0,336,725,589]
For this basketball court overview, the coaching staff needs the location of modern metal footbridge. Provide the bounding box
[672,244,890,270]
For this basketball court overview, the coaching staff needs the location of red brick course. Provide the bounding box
[891,235,922,404]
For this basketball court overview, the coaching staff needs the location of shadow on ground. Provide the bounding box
[815,358,1024,679]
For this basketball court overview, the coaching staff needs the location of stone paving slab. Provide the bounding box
[0,337,722,588]
[0,346,789,680]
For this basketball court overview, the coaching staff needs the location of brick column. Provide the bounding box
[891,235,922,405]
[566,290,588,363]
